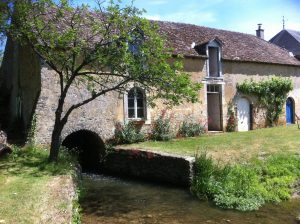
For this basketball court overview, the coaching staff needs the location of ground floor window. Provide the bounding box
[127,87,146,119]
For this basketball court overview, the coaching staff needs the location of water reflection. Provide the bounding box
[80,174,300,224]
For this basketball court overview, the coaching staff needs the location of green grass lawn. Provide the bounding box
[122,125,300,164]
[0,146,78,224]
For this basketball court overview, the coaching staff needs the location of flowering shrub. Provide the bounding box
[114,121,145,144]
[178,121,205,137]
[226,105,237,132]
[151,110,173,141]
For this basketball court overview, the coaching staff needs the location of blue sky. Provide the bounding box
[73,0,300,40]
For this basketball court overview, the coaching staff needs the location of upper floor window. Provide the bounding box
[194,38,223,78]
[208,46,220,77]
[128,28,144,56]
[127,87,145,119]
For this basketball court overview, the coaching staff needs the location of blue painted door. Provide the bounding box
[286,98,293,124]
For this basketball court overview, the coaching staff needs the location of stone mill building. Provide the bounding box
[1,21,300,148]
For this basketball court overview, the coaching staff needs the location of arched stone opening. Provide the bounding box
[62,130,105,172]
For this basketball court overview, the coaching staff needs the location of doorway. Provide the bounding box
[286,97,294,124]
[237,98,250,132]
[207,84,222,131]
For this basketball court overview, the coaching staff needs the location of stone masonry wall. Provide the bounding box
[34,64,122,144]
[34,57,300,145]
[1,38,300,147]
[103,148,195,187]
[223,61,300,128]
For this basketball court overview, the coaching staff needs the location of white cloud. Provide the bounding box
[145,14,162,20]
[148,0,169,5]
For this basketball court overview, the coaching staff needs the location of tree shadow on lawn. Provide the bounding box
[0,149,74,177]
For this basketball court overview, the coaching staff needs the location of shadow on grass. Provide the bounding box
[0,146,76,177]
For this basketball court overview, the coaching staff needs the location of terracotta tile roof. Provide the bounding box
[156,21,300,66]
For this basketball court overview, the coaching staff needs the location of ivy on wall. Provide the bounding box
[236,76,293,126]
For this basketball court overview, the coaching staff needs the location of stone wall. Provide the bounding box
[103,148,195,187]
[34,64,122,144]
[34,57,300,145]
[223,61,300,128]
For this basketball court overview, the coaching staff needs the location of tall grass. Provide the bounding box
[191,152,300,211]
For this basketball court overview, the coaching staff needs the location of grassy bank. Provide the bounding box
[192,152,300,211]
[0,145,80,224]
[124,125,300,164]
[122,125,300,211]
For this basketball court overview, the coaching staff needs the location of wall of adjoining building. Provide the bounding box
[0,39,41,137]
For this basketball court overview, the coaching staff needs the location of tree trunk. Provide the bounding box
[48,120,63,162]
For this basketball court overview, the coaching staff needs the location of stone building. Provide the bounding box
[1,21,300,147]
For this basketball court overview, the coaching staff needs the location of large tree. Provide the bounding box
[3,0,201,162]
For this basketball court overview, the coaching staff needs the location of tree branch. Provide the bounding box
[61,78,131,125]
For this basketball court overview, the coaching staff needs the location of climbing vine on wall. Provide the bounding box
[236,76,293,126]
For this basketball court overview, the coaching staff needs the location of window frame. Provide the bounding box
[206,40,222,79]
[126,87,146,120]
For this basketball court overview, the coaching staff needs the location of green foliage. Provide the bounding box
[190,151,218,199]
[114,121,145,144]
[0,144,80,223]
[26,113,37,144]
[0,0,11,42]
[7,144,78,175]
[226,103,237,132]
[191,152,300,211]
[151,114,173,141]
[6,0,202,106]
[237,76,293,126]
[178,121,205,137]
[72,188,82,224]
[0,49,3,65]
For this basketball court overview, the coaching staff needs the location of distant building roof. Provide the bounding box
[287,30,300,43]
[269,29,300,58]
[156,21,300,66]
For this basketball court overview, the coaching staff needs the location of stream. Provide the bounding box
[80,173,300,224]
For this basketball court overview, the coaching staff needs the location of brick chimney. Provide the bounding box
[256,23,264,39]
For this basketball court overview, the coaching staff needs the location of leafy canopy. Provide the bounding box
[237,76,293,126]
[2,0,202,161]
[5,0,201,107]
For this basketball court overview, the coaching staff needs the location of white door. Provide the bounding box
[237,98,250,132]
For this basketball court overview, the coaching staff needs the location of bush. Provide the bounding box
[114,122,145,144]
[190,152,219,199]
[237,76,293,126]
[191,152,300,211]
[226,105,236,132]
[151,116,173,141]
[179,121,205,137]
